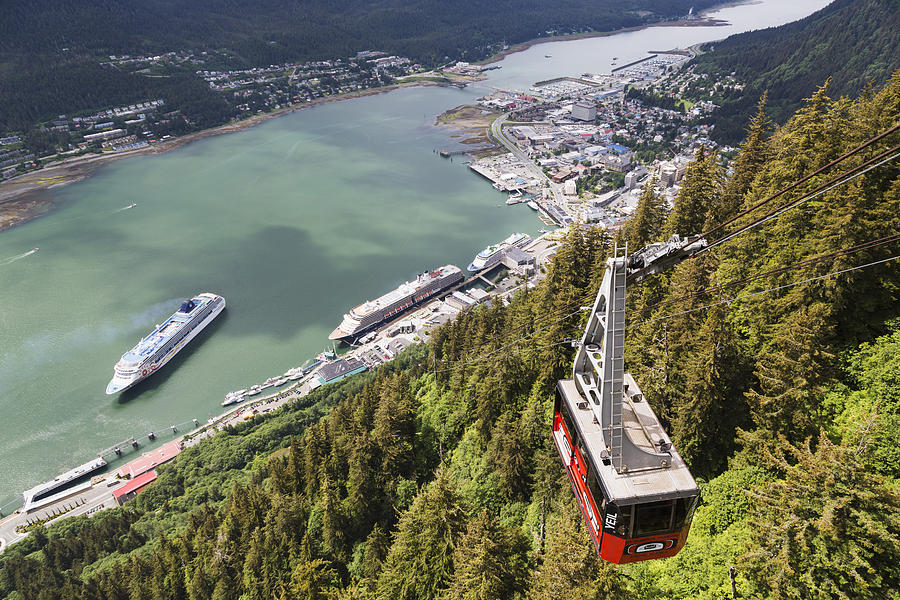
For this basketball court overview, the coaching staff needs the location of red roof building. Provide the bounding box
[116,439,182,479]
[112,470,158,505]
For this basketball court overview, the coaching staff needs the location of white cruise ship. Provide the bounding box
[467,232,531,272]
[329,265,464,342]
[106,293,225,394]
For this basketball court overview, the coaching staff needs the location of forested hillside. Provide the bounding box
[0,0,712,134]
[689,0,899,143]
[1,73,899,599]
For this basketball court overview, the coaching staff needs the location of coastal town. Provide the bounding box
[0,50,420,183]
[1,31,745,549]
[461,50,728,229]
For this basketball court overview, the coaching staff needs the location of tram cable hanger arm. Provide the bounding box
[625,234,707,284]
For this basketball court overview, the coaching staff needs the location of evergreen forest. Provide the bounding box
[1,74,899,599]
[689,0,899,143]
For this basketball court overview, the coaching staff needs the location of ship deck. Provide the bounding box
[351,266,461,318]
[123,296,211,362]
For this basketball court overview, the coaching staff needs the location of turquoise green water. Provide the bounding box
[0,0,831,505]
[0,87,541,504]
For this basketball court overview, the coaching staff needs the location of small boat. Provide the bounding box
[32,247,39,252]
[222,392,244,407]
[126,203,137,209]
[317,349,337,362]
[247,385,262,396]
[527,200,540,211]
[274,378,288,386]
[545,55,552,59]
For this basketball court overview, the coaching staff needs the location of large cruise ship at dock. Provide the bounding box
[329,265,463,342]
[467,232,531,272]
[106,293,225,394]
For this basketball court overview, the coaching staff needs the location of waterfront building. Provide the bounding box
[501,247,536,275]
[113,471,158,506]
[316,358,367,386]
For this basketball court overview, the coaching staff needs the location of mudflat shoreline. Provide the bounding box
[0,80,443,232]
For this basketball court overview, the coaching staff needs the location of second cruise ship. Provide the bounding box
[467,232,531,272]
[106,293,225,394]
[329,265,463,342]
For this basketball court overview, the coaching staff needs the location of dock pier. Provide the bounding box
[438,149,469,158]
[97,419,198,460]
[612,54,658,73]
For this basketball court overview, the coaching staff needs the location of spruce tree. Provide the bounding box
[375,470,468,600]
[743,436,900,599]
[665,146,724,237]
[623,176,667,249]
[526,500,631,600]
[439,510,530,600]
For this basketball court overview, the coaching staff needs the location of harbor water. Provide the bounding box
[0,0,831,505]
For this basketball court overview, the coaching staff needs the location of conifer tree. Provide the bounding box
[321,475,349,563]
[285,558,341,600]
[375,470,468,600]
[745,303,835,441]
[672,302,750,476]
[623,176,666,249]
[346,430,380,532]
[439,510,530,600]
[715,92,771,229]
[742,435,900,599]
[486,412,532,501]
[372,373,417,496]
[526,500,631,600]
[665,146,724,237]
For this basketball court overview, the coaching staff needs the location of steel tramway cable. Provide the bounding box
[698,145,900,254]
[633,232,900,315]
[434,231,900,372]
[627,254,900,330]
[432,243,900,372]
[698,123,900,242]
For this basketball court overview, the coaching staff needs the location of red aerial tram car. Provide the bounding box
[553,238,703,563]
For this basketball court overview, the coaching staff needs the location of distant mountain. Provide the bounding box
[0,0,716,135]
[0,0,716,64]
[690,0,899,143]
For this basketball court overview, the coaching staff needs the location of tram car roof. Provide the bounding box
[558,377,698,505]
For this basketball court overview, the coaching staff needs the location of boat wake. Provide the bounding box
[0,247,38,265]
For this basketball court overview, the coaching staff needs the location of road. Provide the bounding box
[0,483,116,550]
[489,113,565,204]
